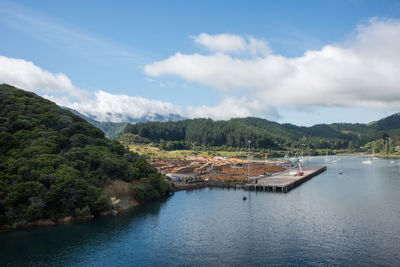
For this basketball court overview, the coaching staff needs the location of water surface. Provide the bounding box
[1,156,400,266]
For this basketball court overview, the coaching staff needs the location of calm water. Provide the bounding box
[1,156,400,266]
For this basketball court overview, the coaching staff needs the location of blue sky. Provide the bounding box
[1,0,400,125]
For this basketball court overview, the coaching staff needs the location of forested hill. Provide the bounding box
[0,84,171,227]
[124,115,400,150]
[368,112,400,131]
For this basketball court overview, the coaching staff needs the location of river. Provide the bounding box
[1,156,400,266]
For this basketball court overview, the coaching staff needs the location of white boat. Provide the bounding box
[324,151,330,162]
[362,159,373,164]
[371,150,378,161]
[330,156,339,163]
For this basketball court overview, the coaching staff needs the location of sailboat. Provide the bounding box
[371,149,379,161]
[324,151,330,162]
[331,155,339,163]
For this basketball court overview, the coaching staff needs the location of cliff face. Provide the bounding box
[105,180,139,210]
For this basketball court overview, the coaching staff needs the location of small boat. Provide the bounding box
[243,195,247,201]
[362,159,373,164]
[324,151,330,162]
[338,170,343,175]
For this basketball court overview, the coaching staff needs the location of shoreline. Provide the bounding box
[0,181,244,231]
[3,154,396,231]
[0,215,97,232]
[336,152,400,158]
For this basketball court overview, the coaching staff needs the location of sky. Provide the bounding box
[1,0,400,126]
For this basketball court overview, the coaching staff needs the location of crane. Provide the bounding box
[295,152,304,176]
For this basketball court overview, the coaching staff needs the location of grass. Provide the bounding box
[128,144,246,159]
[128,143,400,160]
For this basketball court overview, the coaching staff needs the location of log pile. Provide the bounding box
[149,156,287,180]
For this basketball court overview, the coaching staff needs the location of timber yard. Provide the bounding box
[149,155,327,193]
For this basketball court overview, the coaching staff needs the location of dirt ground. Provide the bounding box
[150,156,287,182]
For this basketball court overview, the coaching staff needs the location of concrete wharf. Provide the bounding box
[244,166,327,193]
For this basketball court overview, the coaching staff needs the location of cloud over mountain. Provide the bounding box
[0,56,255,121]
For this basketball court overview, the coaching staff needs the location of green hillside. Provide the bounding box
[0,84,171,227]
[370,113,400,131]
[124,114,400,153]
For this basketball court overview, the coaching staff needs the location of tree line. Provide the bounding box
[123,115,400,152]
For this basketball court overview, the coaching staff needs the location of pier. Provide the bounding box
[245,166,327,193]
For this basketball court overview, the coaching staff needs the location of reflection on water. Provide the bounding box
[1,156,400,266]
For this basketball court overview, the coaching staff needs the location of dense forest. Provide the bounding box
[0,84,171,227]
[124,115,400,153]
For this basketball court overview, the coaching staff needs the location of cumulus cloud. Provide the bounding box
[0,55,183,121]
[0,56,85,99]
[3,18,400,123]
[193,33,271,55]
[0,55,248,121]
[145,18,400,111]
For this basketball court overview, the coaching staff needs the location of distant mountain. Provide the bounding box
[123,114,400,152]
[64,108,128,139]
[64,108,185,139]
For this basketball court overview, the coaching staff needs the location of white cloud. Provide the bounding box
[193,33,271,55]
[0,55,184,121]
[145,18,400,111]
[0,56,85,99]
[68,90,182,122]
[0,55,246,121]
[2,18,400,124]
[184,96,278,120]
[68,92,264,122]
